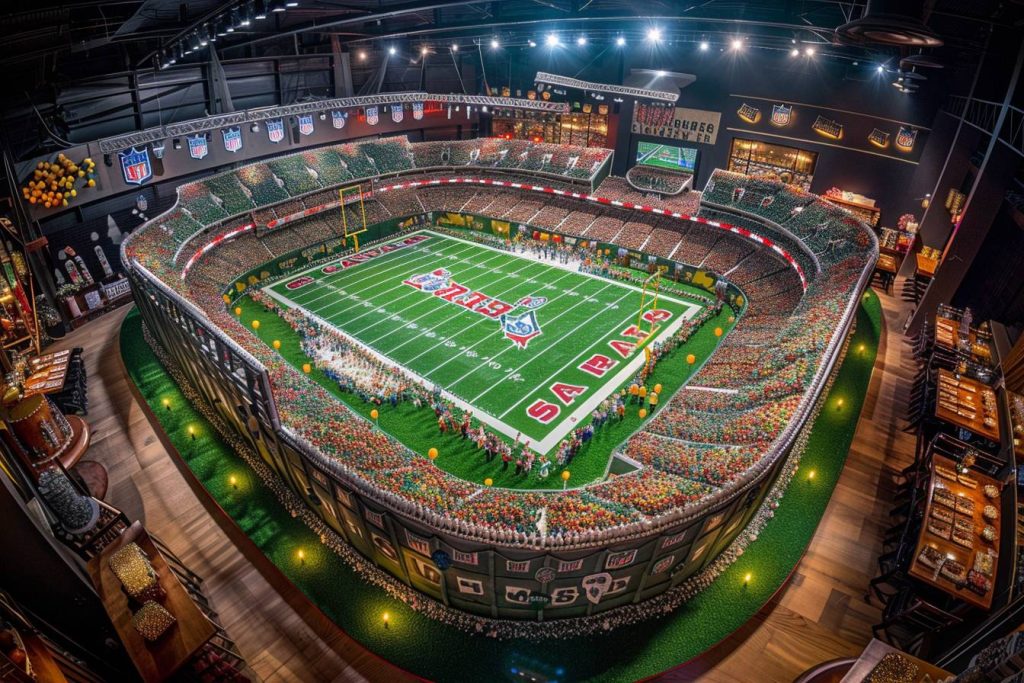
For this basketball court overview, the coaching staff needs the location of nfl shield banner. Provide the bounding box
[298,114,314,136]
[770,104,792,127]
[331,110,346,129]
[222,126,243,153]
[267,119,285,143]
[391,105,404,123]
[366,106,379,125]
[187,134,208,160]
[119,147,152,185]
[895,126,918,152]
[412,102,424,120]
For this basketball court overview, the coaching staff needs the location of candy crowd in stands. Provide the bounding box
[122,138,875,544]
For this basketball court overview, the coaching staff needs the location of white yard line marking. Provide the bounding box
[397,263,582,367]
[342,247,518,338]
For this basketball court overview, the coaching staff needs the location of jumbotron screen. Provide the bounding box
[636,141,698,173]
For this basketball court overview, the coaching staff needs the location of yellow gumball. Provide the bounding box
[272,340,281,350]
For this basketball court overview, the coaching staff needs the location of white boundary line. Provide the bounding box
[263,228,706,453]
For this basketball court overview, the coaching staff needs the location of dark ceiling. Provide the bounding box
[0,0,1016,80]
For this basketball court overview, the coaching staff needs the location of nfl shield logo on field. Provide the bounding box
[267,119,285,143]
[298,114,314,136]
[771,103,792,127]
[516,295,547,310]
[895,126,917,152]
[391,106,404,123]
[187,134,208,159]
[222,126,243,153]
[119,147,152,185]
[366,106,379,125]
[500,310,543,349]
[331,110,346,129]
[412,102,424,120]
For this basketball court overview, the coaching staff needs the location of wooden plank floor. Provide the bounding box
[61,283,920,683]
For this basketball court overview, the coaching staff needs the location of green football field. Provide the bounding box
[636,141,695,172]
[263,229,704,454]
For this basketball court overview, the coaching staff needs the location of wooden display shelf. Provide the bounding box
[86,522,215,683]
[935,369,1000,443]
[908,454,1001,611]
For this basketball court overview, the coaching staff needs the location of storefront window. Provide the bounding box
[727,138,817,190]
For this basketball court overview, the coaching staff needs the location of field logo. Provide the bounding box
[187,134,208,159]
[298,114,315,136]
[517,295,547,310]
[331,110,346,129]
[500,310,542,349]
[404,268,450,292]
[267,119,285,143]
[222,126,243,153]
[285,275,314,290]
[119,147,152,185]
[770,103,792,127]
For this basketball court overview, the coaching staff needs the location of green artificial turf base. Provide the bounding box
[119,288,881,683]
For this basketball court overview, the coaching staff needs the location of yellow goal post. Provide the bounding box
[636,269,663,338]
[339,184,369,252]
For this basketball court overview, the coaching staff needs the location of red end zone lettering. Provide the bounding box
[608,339,635,358]
[550,382,587,406]
[527,399,560,424]
[579,354,617,377]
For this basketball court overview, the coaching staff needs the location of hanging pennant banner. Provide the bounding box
[187,134,208,160]
[366,106,379,125]
[331,110,346,129]
[412,102,424,120]
[222,126,243,153]
[119,147,152,185]
[770,104,792,127]
[391,105,404,123]
[267,119,285,143]
[895,126,918,152]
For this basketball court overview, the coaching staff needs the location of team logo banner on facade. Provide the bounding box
[331,110,346,129]
[119,147,152,185]
[868,128,891,149]
[187,133,208,159]
[736,103,761,125]
[222,126,243,153]
[298,114,314,136]
[412,102,424,120]
[391,105,404,123]
[811,115,843,140]
[770,104,792,127]
[267,119,285,143]
[895,126,918,152]
[366,106,379,125]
